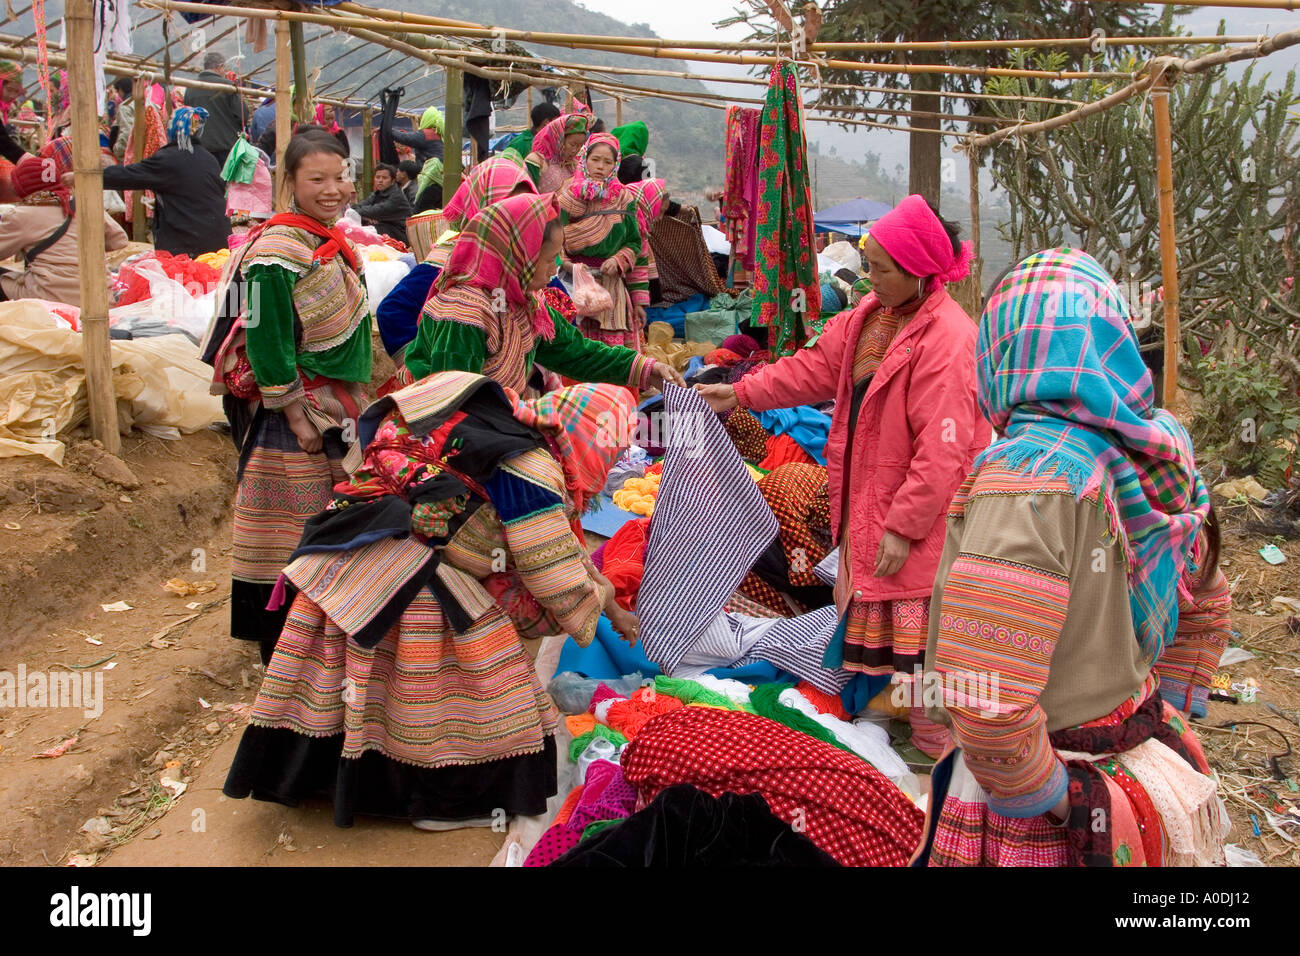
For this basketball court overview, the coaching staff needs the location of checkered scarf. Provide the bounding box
[434,192,556,309]
[529,111,591,164]
[168,106,208,152]
[512,383,637,514]
[626,177,667,236]
[570,133,624,204]
[975,247,1209,661]
[442,156,537,231]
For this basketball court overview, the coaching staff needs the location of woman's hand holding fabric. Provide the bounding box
[873,530,911,578]
[607,604,641,647]
[599,257,622,277]
[633,304,647,325]
[694,383,738,413]
[650,361,685,390]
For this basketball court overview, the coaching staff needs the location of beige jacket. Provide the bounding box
[0,204,129,308]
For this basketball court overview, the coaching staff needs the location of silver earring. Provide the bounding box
[917,277,925,299]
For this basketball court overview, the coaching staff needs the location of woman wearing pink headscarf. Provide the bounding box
[697,195,990,754]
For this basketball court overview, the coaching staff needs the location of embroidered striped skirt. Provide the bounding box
[223,589,560,825]
[230,386,351,651]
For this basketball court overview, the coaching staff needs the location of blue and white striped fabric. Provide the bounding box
[639,385,852,692]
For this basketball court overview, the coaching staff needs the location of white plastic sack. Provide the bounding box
[365,258,414,313]
[0,301,223,463]
[109,259,217,344]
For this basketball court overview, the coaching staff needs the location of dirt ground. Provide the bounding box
[0,417,1296,866]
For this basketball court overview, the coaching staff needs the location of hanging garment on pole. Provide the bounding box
[751,63,820,357]
[378,86,404,167]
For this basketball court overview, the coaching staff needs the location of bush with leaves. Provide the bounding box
[982,40,1300,392]
[1190,351,1300,486]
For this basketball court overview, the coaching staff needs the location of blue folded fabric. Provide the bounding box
[644,293,710,338]
[684,355,706,378]
[755,406,832,465]
[557,616,794,685]
[579,495,640,538]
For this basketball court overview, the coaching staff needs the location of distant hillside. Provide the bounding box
[11,0,726,194]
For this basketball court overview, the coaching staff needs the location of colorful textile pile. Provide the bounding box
[751,63,820,357]
[622,707,924,866]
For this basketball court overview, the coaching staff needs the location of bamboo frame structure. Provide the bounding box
[65,0,119,453]
[274,19,291,210]
[42,0,1300,441]
[1152,75,1181,409]
[137,1,1140,81]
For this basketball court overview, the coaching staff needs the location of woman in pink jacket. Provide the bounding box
[698,195,989,756]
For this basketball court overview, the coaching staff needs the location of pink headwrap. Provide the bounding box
[314,103,342,134]
[569,133,624,204]
[442,156,536,230]
[868,194,973,285]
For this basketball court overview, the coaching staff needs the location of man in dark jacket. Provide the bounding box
[353,163,411,244]
[97,106,232,256]
[184,53,249,166]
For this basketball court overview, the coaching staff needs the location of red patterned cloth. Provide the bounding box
[601,517,650,612]
[759,433,817,473]
[622,707,924,866]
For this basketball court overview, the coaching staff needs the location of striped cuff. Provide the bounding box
[628,354,656,390]
[987,755,1068,819]
[259,376,306,410]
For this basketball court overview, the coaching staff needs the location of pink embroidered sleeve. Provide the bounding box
[931,495,1073,818]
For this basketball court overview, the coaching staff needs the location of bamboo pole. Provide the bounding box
[969,73,1156,148]
[444,66,463,197]
[403,44,1086,106]
[615,96,623,126]
[290,20,309,125]
[130,82,148,242]
[361,108,373,198]
[137,2,1137,81]
[968,145,983,305]
[340,2,1294,52]
[0,39,426,119]
[1152,75,1181,410]
[66,0,119,454]
[274,21,291,211]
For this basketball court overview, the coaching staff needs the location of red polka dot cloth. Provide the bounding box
[622,707,924,866]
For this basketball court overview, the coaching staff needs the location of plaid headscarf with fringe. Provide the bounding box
[974,247,1210,662]
[433,192,557,309]
[570,132,624,203]
[511,382,637,515]
[529,111,591,164]
[626,177,667,236]
[442,156,537,231]
[168,106,208,152]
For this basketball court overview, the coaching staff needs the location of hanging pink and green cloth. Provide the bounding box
[751,63,820,357]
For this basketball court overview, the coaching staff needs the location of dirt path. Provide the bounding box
[0,429,510,867]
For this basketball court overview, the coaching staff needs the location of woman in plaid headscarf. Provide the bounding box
[557,133,652,350]
[1,138,129,305]
[524,109,592,192]
[403,192,682,394]
[915,248,1227,867]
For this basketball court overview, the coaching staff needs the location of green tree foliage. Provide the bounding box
[984,49,1300,478]
[730,0,1162,206]
[985,53,1300,382]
